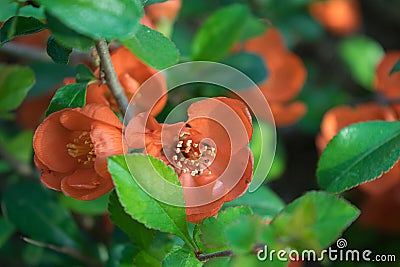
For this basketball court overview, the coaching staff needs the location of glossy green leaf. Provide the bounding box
[390,59,400,75]
[46,35,72,64]
[2,181,83,249]
[270,191,359,251]
[37,0,143,40]
[318,121,400,193]
[121,24,179,69]
[194,206,252,252]
[0,16,46,44]
[59,193,109,215]
[144,0,168,6]
[76,64,97,83]
[223,186,284,220]
[339,35,384,90]
[191,4,250,61]
[45,12,94,51]
[0,64,35,113]
[45,83,87,117]
[162,246,202,267]
[108,154,195,248]
[221,52,268,85]
[108,191,155,248]
[0,216,15,248]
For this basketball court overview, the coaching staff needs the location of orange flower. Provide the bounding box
[309,0,361,36]
[145,0,182,23]
[243,27,307,127]
[126,97,253,223]
[375,51,400,100]
[33,104,125,200]
[317,103,397,196]
[359,182,400,233]
[87,46,167,116]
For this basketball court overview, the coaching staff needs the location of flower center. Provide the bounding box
[66,131,96,165]
[172,132,216,176]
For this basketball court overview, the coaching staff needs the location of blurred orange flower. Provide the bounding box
[126,97,253,223]
[33,104,125,200]
[87,46,167,116]
[243,27,307,126]
[145,0,182,23]
[317,103,397,196]
[309,0,361,36]
[375,51,400,100]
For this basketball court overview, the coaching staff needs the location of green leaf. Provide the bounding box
[134,250,162,267]
[194,206,252,252]
[2,181,83,249]
[0,16,46,44]
[107,245,138,267]
[37,0,143,40]
[225,215,265,254]
[108,154,195,249]
[0,216,15,248]
[59,192,109,215]
[221,52,268,86]
[270,191,359,251]
[45,83,87,117]
[143,0,168,6]
[0,0,45,21]
[76,64,97,83]
[239,16,268,42]
[121,24,179,70]
[46,35,72,64]
[0,64,35,113]
[108,191,155,248]
[390,59,400,75]
[339,35,384,90]
[45,11,94,51]
[317,121,400,193]
[0,130,33,164]
[223,186,284,220]
[162,246,202,267]
[191,4,250,61]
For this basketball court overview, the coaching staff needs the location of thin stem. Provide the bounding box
[195,250,233,261]
[22,237,101,267]
[95,39,133,122]
[195,243,265,262]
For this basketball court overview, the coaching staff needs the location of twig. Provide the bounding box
[195,243,265,262]
[0,144,37,178]
[95,39,133,121]
[22,237,101,267]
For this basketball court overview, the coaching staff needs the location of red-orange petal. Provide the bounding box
[145,0,182,22]
[187,97,250,153]
[260,52,307,103]
[61,168,113,200]
[33,110,78,173]
[375,51,400,99]
[318,103,393,151]
[270,101,307,127]
[309,0,361,36]
[40,170,66,191]
[245,27,287,62]
[86,83,110,106]
[125,113,161,148]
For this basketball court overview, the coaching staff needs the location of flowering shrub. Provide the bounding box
[0,1,399,267]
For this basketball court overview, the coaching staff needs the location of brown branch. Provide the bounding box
[195,243,265,262]
[22,237,101,267]
[95,39,133,122]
